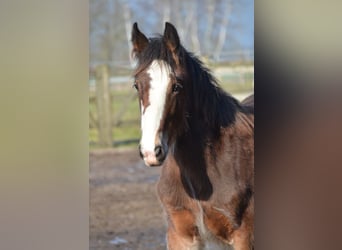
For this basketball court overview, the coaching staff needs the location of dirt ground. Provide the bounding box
[90,148,167,250]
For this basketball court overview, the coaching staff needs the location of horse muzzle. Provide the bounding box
[139,144,167,167]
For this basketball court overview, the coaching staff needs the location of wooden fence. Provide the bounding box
[95,65,112,147]
[89,64,140,147]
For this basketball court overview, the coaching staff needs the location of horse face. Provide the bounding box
[134,60,170,166]
[132,23,183,166]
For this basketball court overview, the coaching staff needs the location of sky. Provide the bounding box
[127,0,254,51]
[90,0,254,64]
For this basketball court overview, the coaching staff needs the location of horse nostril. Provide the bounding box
[154,145,163,158]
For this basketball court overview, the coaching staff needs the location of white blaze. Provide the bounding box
[140,60,170,153]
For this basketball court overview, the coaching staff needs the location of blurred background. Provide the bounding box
[89,0,254,149]
[89,1,253,249]
[1,1,341,250]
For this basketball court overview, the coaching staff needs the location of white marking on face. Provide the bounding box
[140,60,171,153]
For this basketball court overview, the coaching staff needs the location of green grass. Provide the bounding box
[89,88,141,148]
[113,124,140,141]
[220,81,254,93]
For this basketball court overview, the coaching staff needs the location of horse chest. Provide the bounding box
[195,204,235,244]
[158,159,237,247]
[165,201,235,247]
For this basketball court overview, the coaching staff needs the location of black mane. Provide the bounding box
[134,36,247,138]
[182,50,242,134]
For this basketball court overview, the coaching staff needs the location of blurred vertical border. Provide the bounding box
[0,1,88,250]
[256,1,342,249]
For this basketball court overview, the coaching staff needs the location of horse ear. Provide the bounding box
[131,22,148,55]
[163,22,180,53]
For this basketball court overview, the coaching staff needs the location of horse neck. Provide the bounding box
[165,55,244,200]
[169,86,229,200]
[171,130,213,200]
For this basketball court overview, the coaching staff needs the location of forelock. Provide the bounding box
[133,36,178,78]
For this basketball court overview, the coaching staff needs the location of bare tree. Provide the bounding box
[162,0,171,24]
[191,19,201,55]
[171,0,185,41]
[189,1,201,55]
[213,0,232,59]
[90,0,247,66]
[203,0,216,56]
[121,0,134,66]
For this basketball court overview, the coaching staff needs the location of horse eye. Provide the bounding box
[172,83,182,93]
[132,83,139,91]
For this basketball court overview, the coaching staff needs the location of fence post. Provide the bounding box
[95,64,112,147]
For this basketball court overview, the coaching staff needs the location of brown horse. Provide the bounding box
[131,22,254,250]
